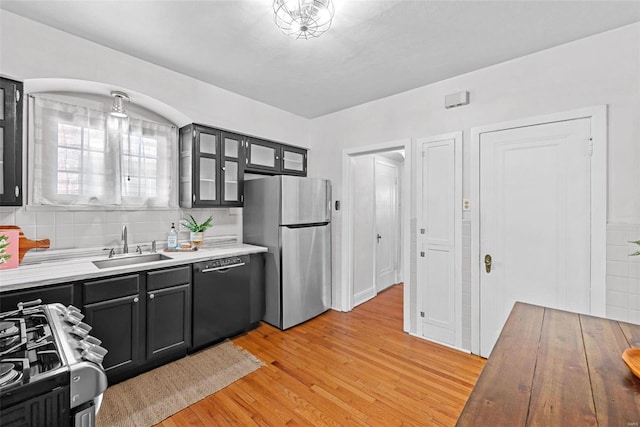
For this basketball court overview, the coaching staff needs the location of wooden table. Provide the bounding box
[457,302,640,426]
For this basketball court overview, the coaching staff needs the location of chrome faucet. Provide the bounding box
[122,225,129,254]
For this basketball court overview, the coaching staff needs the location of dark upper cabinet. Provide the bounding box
[245,137,307,176]
[0,77,23,206]
[179,124,244,208]
[280,145,307,176]
[220,131,244,205]
[245,137,280,174]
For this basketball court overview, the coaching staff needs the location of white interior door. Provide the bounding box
[479,117,592,357]
[416,135,460,346]
[375,159,399,292]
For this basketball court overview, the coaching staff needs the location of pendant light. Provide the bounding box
[110,90,129,118]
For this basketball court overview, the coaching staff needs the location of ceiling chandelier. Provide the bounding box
[273,0,335,40]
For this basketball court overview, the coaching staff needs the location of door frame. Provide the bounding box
[374,157,401,293]
[470,106,607,355]
[342,139,412,332]
[414,132,463,349]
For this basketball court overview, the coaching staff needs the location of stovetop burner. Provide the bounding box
[0,362,17,383]
[0,309,63,392]
[0,334,20,351]
[0,321,18,336]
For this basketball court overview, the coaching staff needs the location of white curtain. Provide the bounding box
[29,95,176,208]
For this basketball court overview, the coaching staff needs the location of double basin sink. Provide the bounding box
[92,253,172,269]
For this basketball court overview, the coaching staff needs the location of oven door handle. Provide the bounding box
[201,262,245,273]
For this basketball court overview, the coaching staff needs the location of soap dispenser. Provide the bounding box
[167,223,178,249]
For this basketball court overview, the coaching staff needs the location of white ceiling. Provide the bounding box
[2,0,639,118]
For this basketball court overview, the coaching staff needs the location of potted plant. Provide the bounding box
[181,214,213,248]
[631,240,640,256]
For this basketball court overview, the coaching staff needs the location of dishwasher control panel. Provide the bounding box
[197,256,244,271]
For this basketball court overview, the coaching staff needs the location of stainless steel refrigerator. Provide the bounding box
[243,176,331,330]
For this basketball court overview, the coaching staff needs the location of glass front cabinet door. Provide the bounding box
[220,131,244,206]
[280,145,307,176]
[179,124,244,208]
[0,77,23,206]
[245,137,307,176]
[245,137,280,174]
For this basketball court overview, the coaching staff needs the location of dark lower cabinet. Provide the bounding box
[82,274,141,379]
[249,253,266,326]
[146,267,191,360]
[146,284,190,359]
[0,283,78,312]
[0,257,263,385]
[84,294,140,374]
[82,266,191,383]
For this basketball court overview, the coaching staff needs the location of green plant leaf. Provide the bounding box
[180,215,213,232]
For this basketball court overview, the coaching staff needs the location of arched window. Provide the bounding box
[28,93,178,208]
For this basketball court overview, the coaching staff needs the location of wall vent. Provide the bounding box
[444,90,470,109]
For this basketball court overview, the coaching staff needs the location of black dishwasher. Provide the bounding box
[192,255,250,350]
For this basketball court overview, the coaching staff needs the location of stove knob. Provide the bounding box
[63,310,85,325]
[77,335,102,350]
[69,321,92,338]
[82,345,108,364]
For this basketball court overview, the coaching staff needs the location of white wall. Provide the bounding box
[308,23,640,339]
[0,11,309,257]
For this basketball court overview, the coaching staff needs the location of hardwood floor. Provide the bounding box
[156,285,485,426]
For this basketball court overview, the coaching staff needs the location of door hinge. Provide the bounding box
[420,228,425,234]
[420,311,425,318]
[589,138,593,156]
[241,194,244,203]
[420,251,425,257]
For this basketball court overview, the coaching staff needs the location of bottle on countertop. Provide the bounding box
[167,223,178,249]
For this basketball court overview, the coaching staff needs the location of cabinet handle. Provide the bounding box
[133,297,139,303]
[15,186,20,198]
[149,293,155,300]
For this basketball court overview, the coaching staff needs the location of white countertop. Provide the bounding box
[0,243,267,293]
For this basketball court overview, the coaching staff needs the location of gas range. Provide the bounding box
[0,300,108,426]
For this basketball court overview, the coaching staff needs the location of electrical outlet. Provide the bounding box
[463,199,471,211]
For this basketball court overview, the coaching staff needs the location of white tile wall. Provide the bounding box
[606,223,640,324]
[1,206,242,261]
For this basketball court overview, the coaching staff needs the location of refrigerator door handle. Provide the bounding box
[283,222,330,229]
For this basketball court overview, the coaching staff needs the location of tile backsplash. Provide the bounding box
[606,223,640,324]
[0,206,242,261]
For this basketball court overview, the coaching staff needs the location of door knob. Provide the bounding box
[377,234,382,243]
[484,254,492,273]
